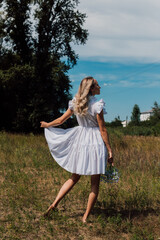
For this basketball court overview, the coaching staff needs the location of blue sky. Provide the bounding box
[68,0,160,122]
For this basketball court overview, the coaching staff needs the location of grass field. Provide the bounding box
[0,131,160,240]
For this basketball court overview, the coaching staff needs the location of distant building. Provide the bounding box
[121,110,154,127]
[140,110,154,121]
[121,120,128,127]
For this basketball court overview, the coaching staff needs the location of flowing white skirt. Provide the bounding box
[45,126,107,175]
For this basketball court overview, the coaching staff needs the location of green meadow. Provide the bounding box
[0,131,160,240]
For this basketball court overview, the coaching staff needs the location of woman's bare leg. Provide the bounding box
[82,174,100,223]
[44,173,80,216]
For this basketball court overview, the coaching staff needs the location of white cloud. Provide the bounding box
[94,73,117,80]
[74,0,160,62]
[103,83,112,86]
[69,70,160,88]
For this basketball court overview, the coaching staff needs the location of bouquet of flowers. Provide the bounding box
[101,165,120,183]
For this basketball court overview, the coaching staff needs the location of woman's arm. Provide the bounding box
[97,110,113,162]
[40,109,73,128]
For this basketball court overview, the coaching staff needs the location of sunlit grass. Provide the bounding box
[0,131,160,239]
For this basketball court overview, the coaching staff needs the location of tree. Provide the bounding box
[0,0,88,132]
[30,0,88,131]
[149,101,160,125]
[0,65,35,131]
[34,0,88,68]
[0,3,6,62]
[109,116,122,127]
[152,101,160,119]
[4,0,33,64]
[2,0,88,67]
[130,104,141,126]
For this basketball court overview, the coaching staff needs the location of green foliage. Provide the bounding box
[0,51,22,70]
[0,65,35,132]
[152,101,160,118]
[107,125,160,137]
[34,0,88,67]
[0,6,6,60]
[106,116,123,128]
[28,60,72,132]
[130,104,141,126]
[4,0,33,64]
[0,0,88,132]
[123,126,157,136]
[128,101,160,131]
[122,101,160,136]
[150,101,160,125]
[0,62,73,132]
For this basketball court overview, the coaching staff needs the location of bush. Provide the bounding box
[0,65,35,132]
[106,124,160,137]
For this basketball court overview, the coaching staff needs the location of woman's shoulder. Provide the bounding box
[89,97,107,115]
[89,96,105,105]
[68,97,76,110]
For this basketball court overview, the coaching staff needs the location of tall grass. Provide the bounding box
[0,131,160,240]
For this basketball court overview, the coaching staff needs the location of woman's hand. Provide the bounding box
[108,150,112,159]
[108,150,114,166]
[40,121,49,128]
[108,157,114,165]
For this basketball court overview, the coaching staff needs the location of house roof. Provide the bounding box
[140,110,153,114]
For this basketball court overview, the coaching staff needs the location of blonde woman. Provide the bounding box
[40,76,113,223]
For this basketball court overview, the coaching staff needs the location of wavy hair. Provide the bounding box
[73,76,95,115]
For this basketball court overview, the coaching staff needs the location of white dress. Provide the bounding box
[45,96,108,175]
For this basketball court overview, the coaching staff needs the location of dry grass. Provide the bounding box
[0,131,160,240]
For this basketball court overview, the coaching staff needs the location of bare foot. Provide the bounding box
[82,214,87,223]
[44,204,56,218]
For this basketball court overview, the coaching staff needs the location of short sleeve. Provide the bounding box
[68,98,75,111]
[94,99,107,115]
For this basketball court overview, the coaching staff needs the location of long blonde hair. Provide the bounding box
[73,76,95,116]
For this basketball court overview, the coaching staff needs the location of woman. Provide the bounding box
[40,76,113,223]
